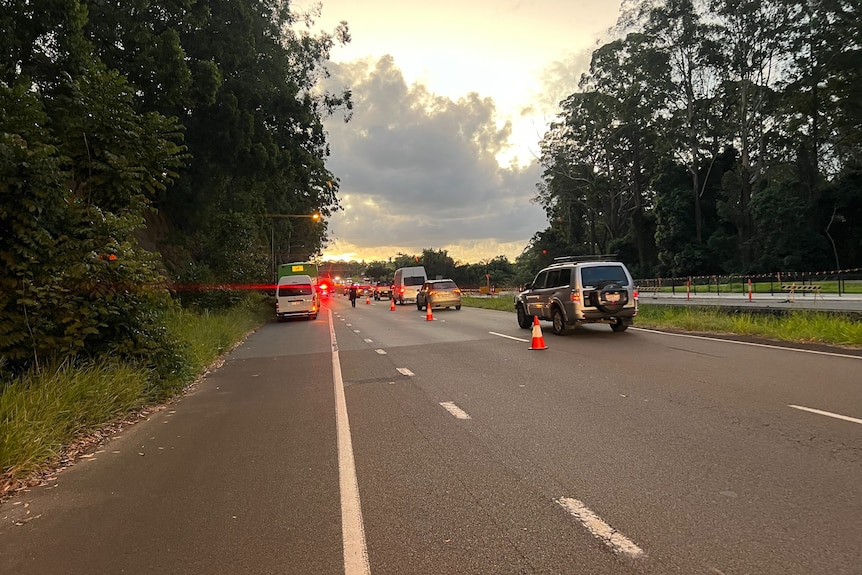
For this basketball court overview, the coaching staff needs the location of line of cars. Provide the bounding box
[332,266,463,311]
[274,256,637,332]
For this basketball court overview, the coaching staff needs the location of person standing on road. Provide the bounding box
[349,284,358,307]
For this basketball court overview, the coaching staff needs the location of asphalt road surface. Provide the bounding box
[2,295,861,574]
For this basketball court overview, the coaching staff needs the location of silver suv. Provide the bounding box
[515,257,638,334]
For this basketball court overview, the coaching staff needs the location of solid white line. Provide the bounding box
[328,311,371,575]
[634,328,862,360]
[439,401,472,420]
[489,331,530,342]
[557,497,645,558]
[789,405,862,425]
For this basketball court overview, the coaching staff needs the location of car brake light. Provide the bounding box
[633,289,639,300]
[571,291,581,303]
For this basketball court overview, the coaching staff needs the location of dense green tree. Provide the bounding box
[642,0,722,243]
[1,62,186,376]
[72,0,351,286]
[537,0,861,278]
[1,0,348,375]
[421,249,456,280]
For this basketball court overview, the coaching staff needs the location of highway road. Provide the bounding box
[2,295,861,574]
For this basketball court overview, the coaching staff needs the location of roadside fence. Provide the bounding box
[635,268,862,297]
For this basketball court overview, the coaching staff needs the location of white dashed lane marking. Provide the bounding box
[789,405,862,425]
[556,497,645,558]
[439,402,471,420]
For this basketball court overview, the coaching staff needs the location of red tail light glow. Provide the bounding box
[571,291,581,303]
[633,289,639,300]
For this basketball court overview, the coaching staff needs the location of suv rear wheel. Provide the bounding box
[610,319,628,332]
[516,305,532,329]
[551,306,569,335]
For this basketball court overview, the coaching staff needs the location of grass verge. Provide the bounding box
[462,296,862,348]
[1,295,272,496]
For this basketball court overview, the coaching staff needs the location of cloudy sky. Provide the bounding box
[308,0,624,263]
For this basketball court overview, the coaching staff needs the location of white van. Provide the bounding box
[392,266,428,305]
[275,274,319,320]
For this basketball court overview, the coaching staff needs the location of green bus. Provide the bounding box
[277,261,319,281]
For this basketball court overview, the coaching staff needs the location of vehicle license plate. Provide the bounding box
[606,292,621,303]
[291,300,302,305]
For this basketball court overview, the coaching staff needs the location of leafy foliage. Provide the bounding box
[1,0,349,375]
[535,0,862,277]
[0,66,187,378]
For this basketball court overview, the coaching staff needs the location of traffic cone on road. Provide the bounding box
[365,294,370,305]
[425,303,434,321]
[390,298,396,311]
[529,316,548,350]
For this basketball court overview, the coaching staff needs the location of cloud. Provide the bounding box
[320,55,547,263]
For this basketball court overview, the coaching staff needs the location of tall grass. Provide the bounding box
[1,295,272,493]
[163,296,271,376]
[635,305,862,347]
[1,361,148,482]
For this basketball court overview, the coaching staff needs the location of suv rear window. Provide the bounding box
[432,280,458,289]
[580,265,629,287]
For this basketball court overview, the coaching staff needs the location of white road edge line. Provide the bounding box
[634,328,862,360]
[328,311,371,575]
[789,405,862,425]
[489,331,530,342]
[439,401,472,420]
[557,497,645,559]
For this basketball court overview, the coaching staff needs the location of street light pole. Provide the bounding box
[261,213,322,284]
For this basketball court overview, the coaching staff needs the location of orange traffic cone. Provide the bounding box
[365,294,370,305]
[529,316,547,350]
[390,298,396,311]
[425,302,434,321]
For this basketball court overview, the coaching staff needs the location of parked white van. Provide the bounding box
[392,266,428,305]
[275,274,319,320]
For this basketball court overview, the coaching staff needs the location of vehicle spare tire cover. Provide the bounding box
[597,283,628,313]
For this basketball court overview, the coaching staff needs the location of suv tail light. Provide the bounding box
[571,291,581,303]
[633,289,639,300]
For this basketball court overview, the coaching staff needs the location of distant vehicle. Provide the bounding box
[417,279,461,310]
[374,282,393,300]
[275,274,319,320]
[514,256,638,334]
[317,278,332,299]
[392,266,428,305]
